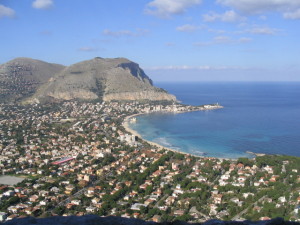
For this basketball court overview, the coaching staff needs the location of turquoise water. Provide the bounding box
[129,82,300,159]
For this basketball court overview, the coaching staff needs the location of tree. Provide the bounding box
[52,206,65,215]
[174,214,192,222]
[145,185,153,196]
[140,206,148,214]
[237,158,254,167]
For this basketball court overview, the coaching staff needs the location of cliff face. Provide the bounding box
[31,57,176,103]
[0,58,65,103]
[103,90,176,101]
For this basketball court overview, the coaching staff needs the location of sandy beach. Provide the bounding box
[122,113,144,139]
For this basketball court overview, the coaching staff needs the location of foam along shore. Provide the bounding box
[123,114,194,156]
[122,104,224,158]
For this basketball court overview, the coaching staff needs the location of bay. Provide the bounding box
[129,82,300,159]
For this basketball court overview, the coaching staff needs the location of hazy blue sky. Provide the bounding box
[1,0,300,81]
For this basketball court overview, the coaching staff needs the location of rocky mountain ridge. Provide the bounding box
[0,57,176,103]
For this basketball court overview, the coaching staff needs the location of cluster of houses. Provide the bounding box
[0,63,41,98]
[0,101,299,223]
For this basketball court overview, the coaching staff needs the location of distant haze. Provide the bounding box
[146,67,300,82]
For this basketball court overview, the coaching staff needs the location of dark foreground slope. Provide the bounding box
[0,58,65,103]
[2,215,298,225]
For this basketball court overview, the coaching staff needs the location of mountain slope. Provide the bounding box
[31,57,176,102]
[0,58,65,103]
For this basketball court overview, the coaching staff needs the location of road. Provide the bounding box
[231,196,266,221]
[189,206,209,221]
[48,171,113,213]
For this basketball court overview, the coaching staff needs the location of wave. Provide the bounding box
[189,148,207,156]
[153,137,173,147]
[153,137,181,151]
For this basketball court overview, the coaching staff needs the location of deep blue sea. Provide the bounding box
[129,82,300,159]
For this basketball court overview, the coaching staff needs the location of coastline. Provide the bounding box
[122,109,236,160]
[123,113,204,158]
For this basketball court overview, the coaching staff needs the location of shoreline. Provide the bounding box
[122,110,237,161]
[123,113,187,155]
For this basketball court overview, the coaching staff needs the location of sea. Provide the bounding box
[128,82,300,159]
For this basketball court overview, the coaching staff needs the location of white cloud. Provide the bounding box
[32,0,53,9]
[238,37,252,43]
[217,0,300,19]
[0,5,15,18]
[283,9,300,19]
[145,0,201,18]
[217,0,300,14]
[78,47,97,52]
[147,65,245,71]
[147,65,212,70]
[176,24,200,32]
[213,35,231,43]
[194,36,232,46]
[259,15,267,20]
[207,28,226,34]
[203,10,245,22]
[235,23,281,35]
[103,29,149,37]
[246,26,280,35]
[194,35,252,46]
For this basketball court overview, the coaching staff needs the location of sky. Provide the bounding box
[0,0,300,82]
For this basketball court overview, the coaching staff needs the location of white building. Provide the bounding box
[0,212,7,222]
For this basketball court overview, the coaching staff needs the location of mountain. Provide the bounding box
[31,57,176,103]
[0,57,176,103]
[0,58,65,103]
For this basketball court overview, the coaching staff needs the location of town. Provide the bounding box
[0,101,299,223]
